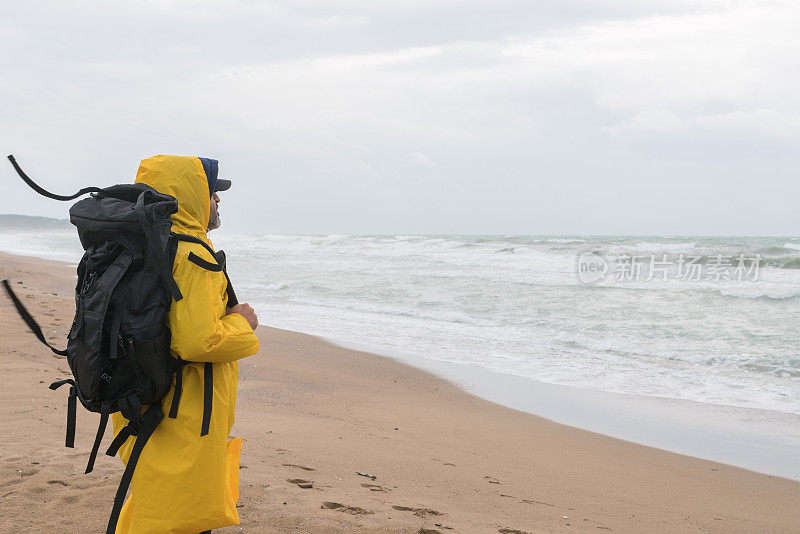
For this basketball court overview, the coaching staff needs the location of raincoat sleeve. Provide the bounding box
[169,242,260,363]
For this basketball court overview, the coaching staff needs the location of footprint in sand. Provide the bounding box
[392,505,442,517]
[321,501,373,515]
[361,483,391,492]
[282,463,315,471]
[47,480,69,486]
[581,518,612,530]
[484,475,500,484]
[520,499,553,507]
[287,478,314,489]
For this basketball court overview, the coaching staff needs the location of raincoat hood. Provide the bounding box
[135,155,211,237]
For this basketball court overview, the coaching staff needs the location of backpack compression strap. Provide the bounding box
[2,279,68,356]
[7,155,103,201]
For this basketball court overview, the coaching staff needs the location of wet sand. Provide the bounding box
[1,250,799,533]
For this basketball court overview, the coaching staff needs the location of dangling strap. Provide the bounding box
[105,405,164,534]
[168,360,185,419]
[118,394,142,422]
[104,396,143,458]
[7,155,102,201]
[85,402,111,473]
[105,417,141,459]
[134,192,183,302]
[201,362,213,436]
[3,280,68,356]
[49,379,77,448]
[161,332,213,434]
[66,387,77,448]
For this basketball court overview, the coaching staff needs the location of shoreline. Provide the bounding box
[329,339,800,481]
[3,241,798,479]
[1,250,800,532]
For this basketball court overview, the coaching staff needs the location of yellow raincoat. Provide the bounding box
[111,155,260,534]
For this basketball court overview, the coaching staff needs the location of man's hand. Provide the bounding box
[226,303,259,330]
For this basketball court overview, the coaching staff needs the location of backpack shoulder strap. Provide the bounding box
[187,251,223,272]
[171,232,217,257]
[213,249,238,306]
[172,233,239,307]
[170,233,228,436]
[168,358,188,419]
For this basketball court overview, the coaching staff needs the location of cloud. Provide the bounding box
[1,0,798,234]
[408,152,435,167]
[602,109,688,136]
[603,108,799,141]
[694,109,799,140]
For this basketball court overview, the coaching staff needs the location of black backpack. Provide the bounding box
[1,155,238,534]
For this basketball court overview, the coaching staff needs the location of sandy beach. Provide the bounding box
[1,249,799,533]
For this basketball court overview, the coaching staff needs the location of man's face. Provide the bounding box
[208,192,221,231]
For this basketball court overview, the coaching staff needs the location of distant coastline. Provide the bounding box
[0,214,71,231]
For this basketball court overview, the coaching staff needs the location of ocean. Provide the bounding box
[1,231,799,418]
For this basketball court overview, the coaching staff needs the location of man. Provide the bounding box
[111,155,260,534]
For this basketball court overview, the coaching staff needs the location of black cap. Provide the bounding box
[198,157,232,195]
[214,179,231,192]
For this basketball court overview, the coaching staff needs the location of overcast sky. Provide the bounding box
[1,0,798,235]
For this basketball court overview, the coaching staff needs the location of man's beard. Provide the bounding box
[208,211,221,231]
